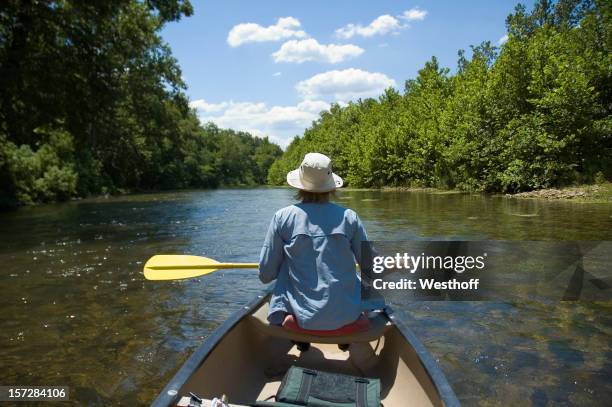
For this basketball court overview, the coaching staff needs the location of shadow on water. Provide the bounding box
[0,188,610,405]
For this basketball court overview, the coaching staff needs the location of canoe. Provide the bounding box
[150,290,460,407]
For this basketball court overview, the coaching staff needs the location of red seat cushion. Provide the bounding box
[282,314,370,337]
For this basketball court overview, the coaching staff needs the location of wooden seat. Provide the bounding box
[247,302,391,344]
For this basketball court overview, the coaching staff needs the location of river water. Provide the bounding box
[0,188,610,405]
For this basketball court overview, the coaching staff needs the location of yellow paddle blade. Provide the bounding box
[143,255,258,281]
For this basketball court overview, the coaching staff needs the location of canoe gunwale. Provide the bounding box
[384,305,461,407]
[149,290,270,407]
[149,289,461,407]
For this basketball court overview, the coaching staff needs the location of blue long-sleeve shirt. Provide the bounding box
[259,202,368,330]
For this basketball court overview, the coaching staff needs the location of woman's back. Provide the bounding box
[259,152,369,331]
[259,201,367,330]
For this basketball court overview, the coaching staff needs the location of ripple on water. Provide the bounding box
[0,188,610,405]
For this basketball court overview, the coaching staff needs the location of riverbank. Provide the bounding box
[4,182,611,212]
[505,183,612,203]
[379,183,612,203]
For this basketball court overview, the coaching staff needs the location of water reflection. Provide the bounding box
[0,188,610,405]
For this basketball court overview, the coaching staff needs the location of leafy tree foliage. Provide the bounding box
[269,0,611,192]
[0,0,281,208]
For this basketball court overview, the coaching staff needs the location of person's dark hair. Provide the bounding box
[295,189,336,203]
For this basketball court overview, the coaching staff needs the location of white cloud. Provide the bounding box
[189,99,228,113]
[498,34,509,45]
[227,17,307,47]
[272,39,364,64]
[296,68,396,102]
[400,7,428,21]
[273,71,282,77]
[191,99,331,147]
[336,8,428,39]
[336,15,404,39]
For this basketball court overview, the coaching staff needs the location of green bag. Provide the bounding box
[254,366,381,407]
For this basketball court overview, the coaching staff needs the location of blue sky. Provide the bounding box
[162,0,518,147]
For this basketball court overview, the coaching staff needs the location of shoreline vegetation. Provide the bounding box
[0,1,281,210]
[268,1,611,195]
[1,1,610,211]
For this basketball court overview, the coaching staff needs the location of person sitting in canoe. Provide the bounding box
[259,152,370,335]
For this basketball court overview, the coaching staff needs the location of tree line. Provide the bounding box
[0,1,282,208]
[269,0,611,192]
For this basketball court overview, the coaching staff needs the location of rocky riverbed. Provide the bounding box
[507,183,611,202]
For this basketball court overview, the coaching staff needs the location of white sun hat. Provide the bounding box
[287,153,343,192]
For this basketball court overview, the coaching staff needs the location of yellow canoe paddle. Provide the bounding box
[143,255,258,281]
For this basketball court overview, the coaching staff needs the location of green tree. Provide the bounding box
[269,0,611,193]
[0,1,282,208]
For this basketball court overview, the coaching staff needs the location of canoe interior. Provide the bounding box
[174,299,445,407]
